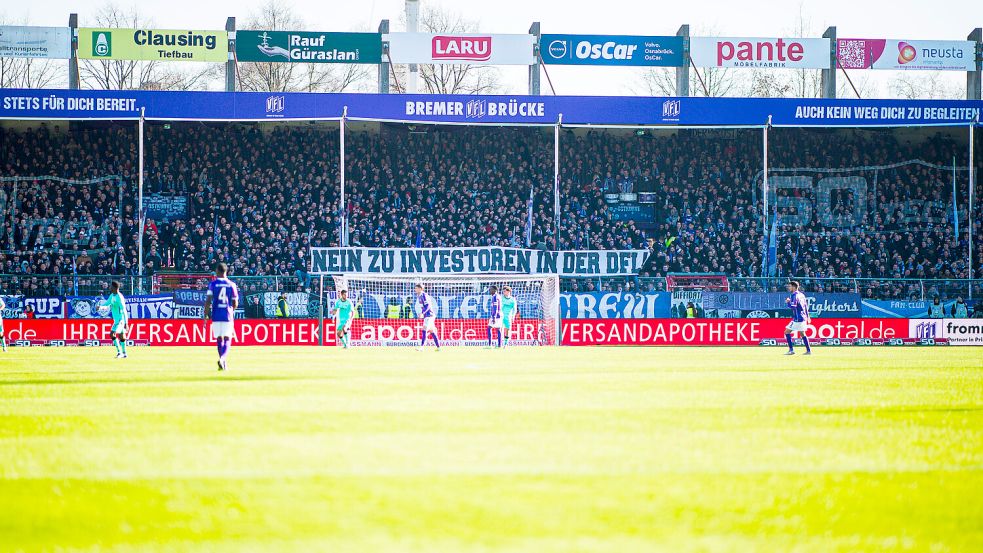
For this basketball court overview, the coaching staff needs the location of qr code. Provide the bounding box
[837,40,866,69]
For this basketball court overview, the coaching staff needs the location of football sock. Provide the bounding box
[431,332,440,349]
[497,329,503,348]
[785,333,794,351]
[487,328,493,346]
[802,335,811,352]
[120,338,127,355]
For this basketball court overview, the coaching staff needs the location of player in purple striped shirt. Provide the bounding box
[487,285,503,348]
[415,283,440,351]
[784,280,812,355]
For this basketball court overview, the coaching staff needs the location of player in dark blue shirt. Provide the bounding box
[204,262,239,371]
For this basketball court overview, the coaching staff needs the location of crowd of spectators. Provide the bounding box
[1,122,980,296]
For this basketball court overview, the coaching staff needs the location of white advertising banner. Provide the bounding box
[0,26,71,59]
[690,37,830,69]
[384,33,535,65]
[837,39,976,71]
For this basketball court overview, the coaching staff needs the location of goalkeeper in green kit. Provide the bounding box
[501,285,518,348]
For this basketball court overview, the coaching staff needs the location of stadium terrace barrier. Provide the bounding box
[560,318,911,346]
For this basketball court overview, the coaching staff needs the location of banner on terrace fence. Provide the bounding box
[236,31,381,63]
[562,318,909,346]
[173,289,207,319]
[260,292,320,318]
[862,299,966,318]
[384,33,535,65]
[0,295,65,319]
[310,247,650,276]
[540,34,683,66]
[144,193,188,221]
[0,26,71,59]
[67,295,174,319]
[837,39,976,71]
[701,292,862,318]
[690,37,830,69]
[561,292,671,319]
[78,28,228,62]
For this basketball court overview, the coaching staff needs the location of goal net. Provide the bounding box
[329,274,561,346]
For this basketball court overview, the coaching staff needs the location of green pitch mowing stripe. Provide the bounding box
[0,346,981,551]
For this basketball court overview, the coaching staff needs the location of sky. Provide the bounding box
[3,0,981,96]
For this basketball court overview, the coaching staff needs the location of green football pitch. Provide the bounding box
[1,346,981,552]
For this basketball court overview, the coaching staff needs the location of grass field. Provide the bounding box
[1,346,981,552]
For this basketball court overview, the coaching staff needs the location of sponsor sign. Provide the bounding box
[0,26,71,59]
[702,292,862,318]
[144,194,188,221]
[837,39,976,71]
[690,37,830,69]
[345,318,546,347]
[562,318,908,346]
[0,318,321,346]
[1,89,980,127]
[561,292,671,319]
[78,28,228,62]
[384,33,535,65]
[540,34,683,66]
[940,319,983,346]
[67,295,175,319]
[310,247,649,276]
[909,318,983,346]
[236,31,381,63]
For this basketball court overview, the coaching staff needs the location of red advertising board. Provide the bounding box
[561,318,909,346]
[1,319,322,346]
[345,318,549,346]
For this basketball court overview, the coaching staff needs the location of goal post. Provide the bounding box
[329,274,561,346]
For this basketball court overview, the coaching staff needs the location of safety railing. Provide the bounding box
[2,274,980,301]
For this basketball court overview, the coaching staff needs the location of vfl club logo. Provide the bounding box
[915,321,936,339]
[266,95,285,115]
[662,99,681,119]
[897,41,916,65]
[466,99,486,119]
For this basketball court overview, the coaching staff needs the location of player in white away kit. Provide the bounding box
[415,283,440,351]
[784,280,812,355]
[204,262,239,371]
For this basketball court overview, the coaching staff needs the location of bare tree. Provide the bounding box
[784,3,822,98]
[396,5,502,95]
[747,70,793,98]
[237,0,372,92]
[889,72,963,100]
[79,3,215,90]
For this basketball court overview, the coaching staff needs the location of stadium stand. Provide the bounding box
[1,122,980,297]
